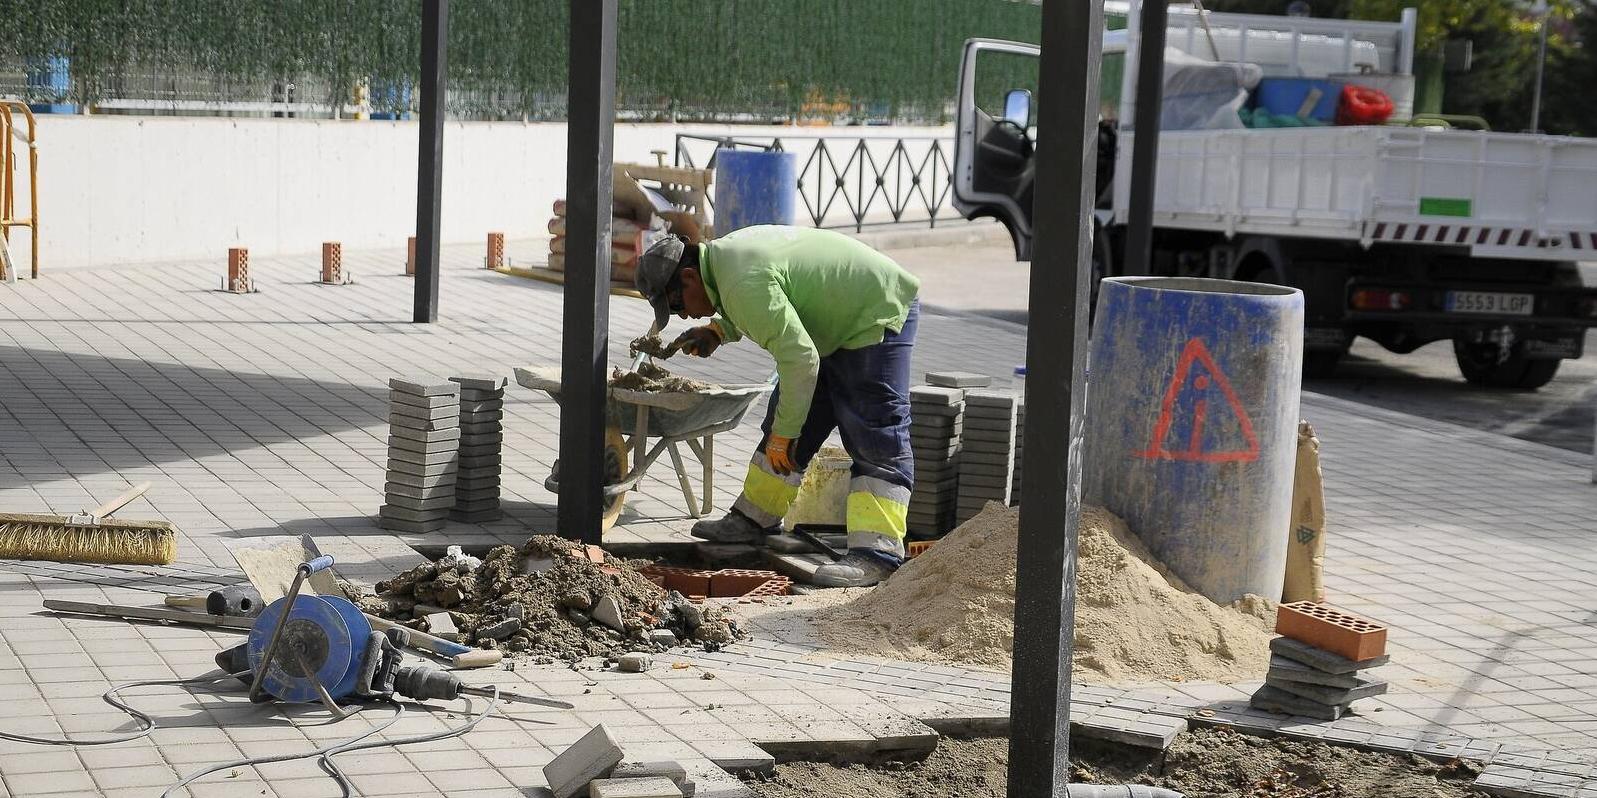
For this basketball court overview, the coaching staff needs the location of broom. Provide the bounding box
[0,482,178,565]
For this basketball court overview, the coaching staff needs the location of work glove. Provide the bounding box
[765,435,797,476]
[672,322,723,358]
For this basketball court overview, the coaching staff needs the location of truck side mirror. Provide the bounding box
[1003,89,1033,127]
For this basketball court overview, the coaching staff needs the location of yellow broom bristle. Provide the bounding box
[0,515,178,566]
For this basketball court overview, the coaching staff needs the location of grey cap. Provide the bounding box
[634,235,686,331]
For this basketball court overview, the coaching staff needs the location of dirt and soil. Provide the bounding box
[365,535,739,662]
[745,729,1488,798]
[610,361,711,392]
[812,503,1275,683]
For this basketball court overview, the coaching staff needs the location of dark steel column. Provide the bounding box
[1123,0,1168,275]
[412,0,449,323]
[556,0,618,545]
[1007,0,1102,794]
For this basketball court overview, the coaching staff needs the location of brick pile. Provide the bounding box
[451,374,507,522]
[956,390,1019,524]
[380,379,460,533]
[1250,601,1390,720]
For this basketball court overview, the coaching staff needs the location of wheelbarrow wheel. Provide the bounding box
[600,425,628,531]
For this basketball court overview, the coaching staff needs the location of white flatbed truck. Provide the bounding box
[953,3,1597,388]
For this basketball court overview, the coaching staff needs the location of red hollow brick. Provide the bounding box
[1275,601,1388,662]
[639,565,715,598]
[743,578,791,598]
[227,247,251,293]
[321,241,343,284]
[709,568,781,598]
[406,236,417,276]
[907,541,934,559]
[486,232,505,269]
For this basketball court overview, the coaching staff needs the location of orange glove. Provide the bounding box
[765,435,797,475]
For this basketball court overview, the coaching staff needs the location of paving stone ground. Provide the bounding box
[0,240,1594,797]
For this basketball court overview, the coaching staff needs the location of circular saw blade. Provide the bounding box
[247,595,354,704]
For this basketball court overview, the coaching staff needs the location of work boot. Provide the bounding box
[811,551,897,588]
[690,510,775,545]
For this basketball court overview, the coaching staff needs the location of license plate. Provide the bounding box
[1445,291,1534,315]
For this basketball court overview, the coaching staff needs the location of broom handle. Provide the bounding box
[92,482,152,517]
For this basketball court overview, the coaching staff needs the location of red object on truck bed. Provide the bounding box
[1337,85,1394,126]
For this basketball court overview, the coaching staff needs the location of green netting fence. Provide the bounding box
[0,0,1058,123]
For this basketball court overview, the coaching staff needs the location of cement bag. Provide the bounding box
[784,448,851,529]
[1282,420,1326,602]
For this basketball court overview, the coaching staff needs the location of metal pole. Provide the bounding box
[1007,0,1102,794]
[1530,1,1548,134]
[412,0,449,323]
[1124,0,1167,275]
[556,0,618,545]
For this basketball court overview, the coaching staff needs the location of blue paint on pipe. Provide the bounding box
[1083,277,1304,604]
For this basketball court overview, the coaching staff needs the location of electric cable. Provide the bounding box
[0,669,248,746]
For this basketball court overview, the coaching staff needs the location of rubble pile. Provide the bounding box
[366,535,739,662]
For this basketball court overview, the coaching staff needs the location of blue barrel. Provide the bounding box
[714,149,799,234]
[1083,277,1304,604]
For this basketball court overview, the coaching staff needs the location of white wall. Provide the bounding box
[18,116,952,270]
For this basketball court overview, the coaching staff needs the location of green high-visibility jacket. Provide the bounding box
[699,225,920,438]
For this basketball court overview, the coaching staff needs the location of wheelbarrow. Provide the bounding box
[514,365,774,530]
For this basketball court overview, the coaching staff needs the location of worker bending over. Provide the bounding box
[636,225,920,587]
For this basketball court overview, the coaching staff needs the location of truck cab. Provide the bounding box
[953,4,1597,389]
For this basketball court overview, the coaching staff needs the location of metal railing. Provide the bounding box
[674,133,961,232]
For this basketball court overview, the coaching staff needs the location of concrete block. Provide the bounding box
[384,481,458,501]
[617,652,652,673]
[1248,684,1345,720]
[593,595,625,631]
[459,410,505,424]
[385,469,458,489]
[908,386,964,406]
[457,454,503,469]
[454,499,502,514]
[611,762,691,796]
[390,425,462,445]
[459,388,507,402]
[425,612,460,642]
[959,450,1013,465]
[963,390,1018,408]
[647,629,678,647]
[456,490,502,505]
[391,402,461,423]
[1266,656,1363,688]
[387,435,455,455]
[588,777,681,798]
[383,494,456,512]
[963,406,1019,421]
[543,724,623,798]
[1267,674,1388,705]
[460,399,505,414]
[958,476,1013,491]
[457,432,505,446]
[450,508,504,523]
[387,449,459,468]
[389,391,459,410]
[387,461,460,480]
[378,516,448,534]
[450,374,508,391]
[379,505,451,523]
[1270,636,1390,674]
[925,371,992,388]
[389,378,460,397]
[455,466,501,482]
[389,413,459,432]
[458,443,503,458]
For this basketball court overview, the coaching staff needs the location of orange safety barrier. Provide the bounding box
[0,102,40,279]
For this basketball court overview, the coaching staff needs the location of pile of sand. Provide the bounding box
[610,361,711,393]
[367,535,738,662]
[813,503,1274,683]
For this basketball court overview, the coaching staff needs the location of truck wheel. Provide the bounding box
[1453,339,1562,390]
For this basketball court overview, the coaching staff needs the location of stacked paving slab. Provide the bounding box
[907,385,966,538]
[1009,398,1025,505]
[380,379,461,533]
[1250,602,1390,721]
[451,374,507,522]
[956,390,1019,524]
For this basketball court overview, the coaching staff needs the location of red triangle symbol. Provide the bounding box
[1136,337,1260,463]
